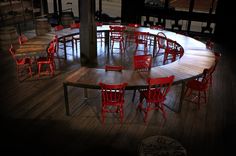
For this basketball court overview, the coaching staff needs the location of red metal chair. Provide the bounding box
[18,34,28,45]
[184,67,214,109]
[137,75,175,123]
[37,41,56,77]
[9,45,32,81]
[99,82,128,124]
[133,54,152,71]
[109,25,126,53]
[105,65,123,72]
[132,55,152,102]
[134,31,149,55]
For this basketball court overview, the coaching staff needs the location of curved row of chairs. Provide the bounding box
[53,23,184,65]
[108,24,183,64]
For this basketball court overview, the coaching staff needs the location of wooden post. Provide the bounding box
[187,0,195,33]
[79,0,97,66]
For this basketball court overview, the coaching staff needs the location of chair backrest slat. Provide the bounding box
[99,82,127,104]
[146,75,175,102]
[105,65,123,72]
[133,54,152,71]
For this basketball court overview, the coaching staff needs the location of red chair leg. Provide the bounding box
[160,103,167,119]
[38,63,41,77]
[49,63,54,76]
[204,91,207,104]
[120,107,123,124]
[197,91,201,109]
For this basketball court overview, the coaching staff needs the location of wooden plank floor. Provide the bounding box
[0,32,235,155]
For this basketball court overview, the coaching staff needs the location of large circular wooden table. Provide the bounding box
[63,25,215,115]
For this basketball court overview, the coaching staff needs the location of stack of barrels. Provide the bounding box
[35,18,51,36]
[0,26,18,51]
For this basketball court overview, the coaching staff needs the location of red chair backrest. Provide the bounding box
[96,22,103,26]
[54,25,64,31]
[175,43,184,57]
[127,23,140,28]
[146,75,175,102]
[166,38,176,49]
[150,25,164,30]
[134,31,149,45]
[99,82,127,105]
[133,54,152,71]
[105,65,123,72]
[70,23,80,29]
[109,25,126,40]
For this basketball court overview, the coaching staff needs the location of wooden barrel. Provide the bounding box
[35,18,51,36]
[0,26,19,51]
[61,14,74,27]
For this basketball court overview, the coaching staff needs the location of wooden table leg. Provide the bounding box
[105,31,109,53]
[63,83,70,115]
[63,37,67,60]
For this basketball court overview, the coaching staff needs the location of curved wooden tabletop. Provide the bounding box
[63,25,215,89]
[14,25,215,88]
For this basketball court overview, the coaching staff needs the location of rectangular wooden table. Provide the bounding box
[15,34,54,58]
